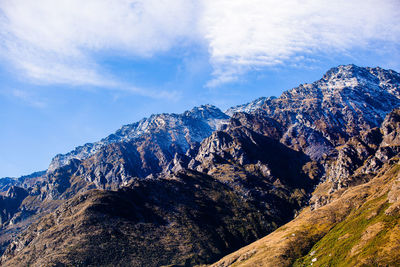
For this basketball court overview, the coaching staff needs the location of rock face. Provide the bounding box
[1,64,400,266]
[48,105,229,173]
[310,108,400,209]
[46,65,400,191]
[0,187,28,226]
[229,65,400,160]
[210,108,400,267]
[225,97,273,116]
[0,171,46,192]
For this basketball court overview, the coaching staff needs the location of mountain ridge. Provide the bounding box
[211,108,400,267]
[47,64,400,179]
[48,104,229,173]
[1,64,400,266]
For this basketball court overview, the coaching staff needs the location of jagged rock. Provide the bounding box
[226,97,275,116]
[311,108,400,209]
[2,65,400,266]
[230,65,400,160]
[381,108,400,146]
[0,187,28,226]
[48,105,229,173]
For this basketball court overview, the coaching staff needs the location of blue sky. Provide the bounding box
[1,0,400,177]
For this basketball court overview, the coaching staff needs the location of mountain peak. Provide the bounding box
[184,104,228,120]
[322,64,400,85]
[3,64,400,267]
[47,104,229,173]
[225,97,275,116]
[322,64,373,82]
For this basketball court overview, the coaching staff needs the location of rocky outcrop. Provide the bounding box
[210,158,400,267]
[0,187,28,227]
[1,64,400,266]
[48,105,229,172]
[311,108,400,210]
[225,97,274,116]
[229,65,400,160]
[0,170,294,267]
[0,171,46,192]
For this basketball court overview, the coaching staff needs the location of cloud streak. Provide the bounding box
[201,0,400,86]
[0,0,399,88]
[10,89,47,108]
[0,0,199,89]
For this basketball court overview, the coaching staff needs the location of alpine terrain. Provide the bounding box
[1,64,400,266]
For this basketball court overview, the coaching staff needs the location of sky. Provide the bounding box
[1,0,400,177]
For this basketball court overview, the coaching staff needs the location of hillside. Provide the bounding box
[212,109,400,267]
[1,65,400,266]
[211,160,400,266]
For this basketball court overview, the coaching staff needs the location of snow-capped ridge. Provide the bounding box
[48,64,400,173]
[48,104,229,172]
[225,97,276,116]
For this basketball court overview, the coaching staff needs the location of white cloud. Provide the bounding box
[200,0,400,86]
[118,84,181,100]
[0,0,199,88]
[0,0,399,88]
[11,89,47,108]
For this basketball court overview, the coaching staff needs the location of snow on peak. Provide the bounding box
[48,105,229,172]
[47,65,400,173]
[225,97,275,116]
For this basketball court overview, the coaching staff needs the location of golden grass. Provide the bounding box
[210,162,400,267]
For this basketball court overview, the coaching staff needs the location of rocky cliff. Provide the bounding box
[211,108,400,267]
[1,64,400,266]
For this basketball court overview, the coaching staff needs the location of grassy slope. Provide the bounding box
[210,162,400,267]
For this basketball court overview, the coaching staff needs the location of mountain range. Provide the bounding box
[1,64,400,266]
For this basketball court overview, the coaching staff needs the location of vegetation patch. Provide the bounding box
[294,192,400,266]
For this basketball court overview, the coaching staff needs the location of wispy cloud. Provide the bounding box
[201,0,400,86]
[0,0,199,88]
[0,0,399,89]
[11,89,47,108]
[117,84,181,101]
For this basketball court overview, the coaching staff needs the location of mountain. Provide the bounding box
[0,171,46,192]
[49,64,400,191]
[230,65,400,161]
[48,105,229,173]
[0,115,316,266]
[225,97,272,116]
[211,108,400,267]
[45,105,230,190]
[0,169,299,267]
[1,64,400,266]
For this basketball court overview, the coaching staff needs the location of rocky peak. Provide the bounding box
[256,65,400,160]
[315,65,400,102]
[323,64,375,82]
[5,186,28,199]
[48,105,229,173]
[323,65,400,89]
[381,108,400,146]
[183,104,228,120]
[312,108,400,209]
[225,97,275,116]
